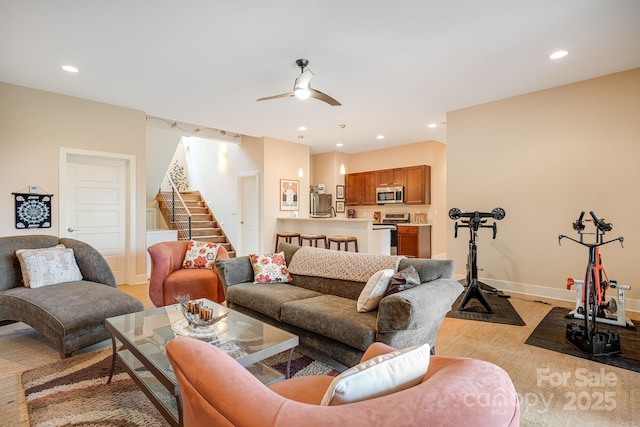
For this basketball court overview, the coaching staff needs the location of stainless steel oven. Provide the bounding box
[376,186,404,204]
[380,212,410,255]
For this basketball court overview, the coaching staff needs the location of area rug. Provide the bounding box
[445,281,525,326]
[525,306,640,373]
[21,346,339,426]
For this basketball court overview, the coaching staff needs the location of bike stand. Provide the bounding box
[458,280,494,314]
[565,323,621,356]
[565,279,635,330]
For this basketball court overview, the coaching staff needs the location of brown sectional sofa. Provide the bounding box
[215,242,463,367]
[0,235,144,357]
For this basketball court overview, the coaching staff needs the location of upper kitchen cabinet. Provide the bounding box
[344,173,361,205]
[346,165,431,206]
[345,172,376,205]
[376,168,404,186]
[361,171,377,205]
[404,165,431,205]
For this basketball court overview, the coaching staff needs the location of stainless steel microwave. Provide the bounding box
[376,186,404,204]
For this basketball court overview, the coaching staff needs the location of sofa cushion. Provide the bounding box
[182,241,219,270]
[250,252,291,284]
[16,246,83,288]
[226,283,322,320]
[0,281,143,353]
[320,342,431,405]
[357,269,394,312]
[281,295,377,351]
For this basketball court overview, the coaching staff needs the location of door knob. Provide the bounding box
[67,227,77,232]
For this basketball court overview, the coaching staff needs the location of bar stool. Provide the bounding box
[327,235,359,252]
[300,233,328,248]
[274,232,301,252]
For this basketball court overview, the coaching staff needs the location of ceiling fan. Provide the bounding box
[257,59,341,106]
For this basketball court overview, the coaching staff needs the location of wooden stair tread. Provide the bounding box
[157,190,236,257]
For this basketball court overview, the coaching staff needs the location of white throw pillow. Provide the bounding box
[182,240,220,270]
[250,252,292,284]
[357,269,394,312]
[321,342,431,406]
[16,246,83,288]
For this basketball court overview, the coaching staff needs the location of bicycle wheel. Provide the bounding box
[583,263,598,339]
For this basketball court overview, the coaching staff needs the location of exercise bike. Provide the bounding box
[558,211,630,356]
[449,207,506,314]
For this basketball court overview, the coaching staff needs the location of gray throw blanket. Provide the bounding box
[287,246,404,283]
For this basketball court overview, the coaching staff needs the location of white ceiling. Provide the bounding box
[1,1,639,154]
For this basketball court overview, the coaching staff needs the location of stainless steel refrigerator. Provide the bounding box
[310,193,332,216]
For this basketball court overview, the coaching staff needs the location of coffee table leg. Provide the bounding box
[286,348,295,379]
[107,335,117,384]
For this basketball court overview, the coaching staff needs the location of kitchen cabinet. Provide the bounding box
[376,168,404,186]
[361,171,377,205]
[346,165,431,206]
[345,172,376,205]
[397,225,431,258]
[344,173,361,205]
[404,165,431,205]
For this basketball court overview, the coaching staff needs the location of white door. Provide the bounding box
[61,152,128,283]
[238,173,260,256]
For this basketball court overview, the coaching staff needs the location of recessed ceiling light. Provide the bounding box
[62,65,79,73]
[376,135,384,140]
[336,143,344,147]
[298,126,307,131]
[549,50,568,59]
[427,123,437,128]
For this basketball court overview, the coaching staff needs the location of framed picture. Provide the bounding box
[336,201,345,213]
[336,185,345,200]
[280,179,299,211]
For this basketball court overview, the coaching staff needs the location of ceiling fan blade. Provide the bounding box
[309,88,341,106]
[256,92,294,102]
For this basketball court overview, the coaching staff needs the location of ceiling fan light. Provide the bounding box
[294,87,311,100]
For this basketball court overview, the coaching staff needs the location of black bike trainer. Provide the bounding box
[565,323,621,356]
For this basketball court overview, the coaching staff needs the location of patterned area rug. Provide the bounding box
[21,346,339,426]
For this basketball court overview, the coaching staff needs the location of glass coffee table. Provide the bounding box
[105,299,299,426]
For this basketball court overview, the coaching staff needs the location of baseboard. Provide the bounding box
[453,274,639,314]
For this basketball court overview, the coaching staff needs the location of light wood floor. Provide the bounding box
[1,284,638,427]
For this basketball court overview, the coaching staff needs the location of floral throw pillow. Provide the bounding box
[182,241,219,270]
[250,252,292,284]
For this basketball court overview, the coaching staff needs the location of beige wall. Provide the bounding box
[447,68,640,307]
[317,141,447,257]
[0,82,147,284]
[263,137,310,252]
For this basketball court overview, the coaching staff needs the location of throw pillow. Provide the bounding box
[357,269,395,312]
[250,252,292,284]
[384,265,421,296]
[182,241,219,270]
[320,342,431,406]
[16,246,83,288]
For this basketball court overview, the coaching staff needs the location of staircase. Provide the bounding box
[156,190,236,257]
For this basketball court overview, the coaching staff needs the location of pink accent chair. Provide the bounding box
[147,241,229,307]
[166,337,520,427]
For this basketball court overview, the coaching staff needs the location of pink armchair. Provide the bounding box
[166,337,520,427]
[147,241,229,307]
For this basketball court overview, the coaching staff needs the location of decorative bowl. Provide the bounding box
[175,295,229,328]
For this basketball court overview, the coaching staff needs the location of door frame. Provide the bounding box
[237,171,261,255]
[59,147,137,284]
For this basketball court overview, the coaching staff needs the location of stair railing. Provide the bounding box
[158,173,192,240]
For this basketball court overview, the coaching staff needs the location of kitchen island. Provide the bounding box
[276,217,390,255]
